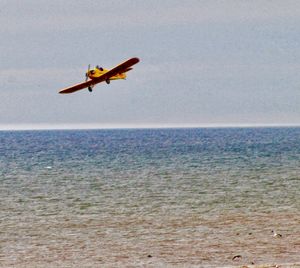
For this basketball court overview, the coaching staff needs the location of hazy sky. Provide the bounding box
[1,0,300,129]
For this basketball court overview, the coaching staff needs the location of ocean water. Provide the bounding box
[0,128,299,267]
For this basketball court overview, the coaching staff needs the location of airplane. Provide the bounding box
[59,57,140,94]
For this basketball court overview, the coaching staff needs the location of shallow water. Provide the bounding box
[0,128,299,267]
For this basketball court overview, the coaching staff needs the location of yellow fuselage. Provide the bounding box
[87,67,126,80]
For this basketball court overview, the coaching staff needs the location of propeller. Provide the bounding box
[85,64,90,81]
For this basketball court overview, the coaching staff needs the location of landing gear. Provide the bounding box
[88,86,93,92]
[106,79,110,84]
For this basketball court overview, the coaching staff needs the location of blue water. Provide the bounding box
[0,128,299,266]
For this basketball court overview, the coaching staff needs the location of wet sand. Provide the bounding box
[1,211,299,267]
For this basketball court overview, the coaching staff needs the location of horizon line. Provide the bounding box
[1,123,300,131]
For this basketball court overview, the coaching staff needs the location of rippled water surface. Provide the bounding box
[0,128,299,267]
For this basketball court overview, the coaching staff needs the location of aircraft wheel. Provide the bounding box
[88,86,93,92]
[106,79,110,84]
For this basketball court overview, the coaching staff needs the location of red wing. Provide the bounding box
[59,57,140,94]
[59,80,97,94]
[95,57,140,80]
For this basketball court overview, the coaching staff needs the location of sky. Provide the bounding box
[1,0,300,129]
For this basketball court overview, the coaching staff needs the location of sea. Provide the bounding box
[0,127,299,267]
